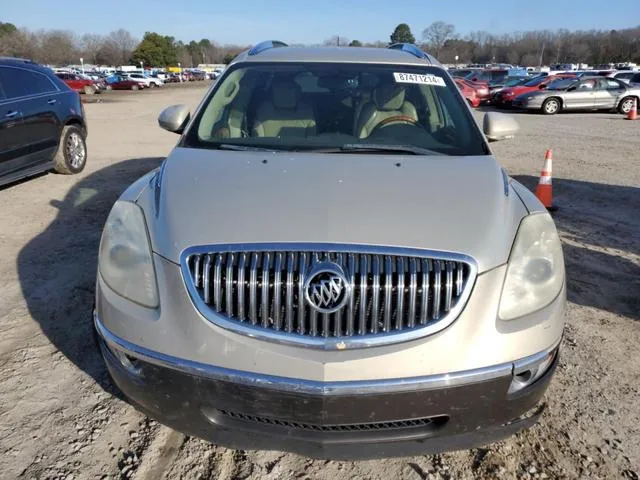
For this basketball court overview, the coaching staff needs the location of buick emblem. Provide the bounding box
[304,262,351,314]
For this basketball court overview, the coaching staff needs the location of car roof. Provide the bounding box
[0,57,55,75]
[234,45,441,67]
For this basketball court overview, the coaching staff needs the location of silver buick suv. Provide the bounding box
[94,42,566,459]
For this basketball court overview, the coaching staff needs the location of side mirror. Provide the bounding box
[539,84,547,89]
[483,112,519,142]
[158,104,191,134]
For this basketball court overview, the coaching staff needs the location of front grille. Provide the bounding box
[215,409,448,433]
[182,245,475,346]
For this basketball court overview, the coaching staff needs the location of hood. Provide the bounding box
[139,149,528,273]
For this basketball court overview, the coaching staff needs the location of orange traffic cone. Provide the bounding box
[626,98,638,120]
[535,149,558,212]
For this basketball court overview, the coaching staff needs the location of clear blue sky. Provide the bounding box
[3,0,639,45]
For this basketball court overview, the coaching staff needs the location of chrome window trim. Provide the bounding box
[95,312,564,396]
[179,243,478,350]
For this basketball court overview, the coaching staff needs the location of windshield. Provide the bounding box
[183,62,487,156]
[523,76,548,87]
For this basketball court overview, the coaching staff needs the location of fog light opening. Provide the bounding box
[112,346,143,376]
[509,347,558,394]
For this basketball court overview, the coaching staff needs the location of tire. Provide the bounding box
[82,85,96,95]
[542,97,560,115]
[131,84,139,91]
[149,82,155,88]
[618,96,636,114]
[53,125,87,175]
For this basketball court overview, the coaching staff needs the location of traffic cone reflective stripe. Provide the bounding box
[535,149,557,211]
[627,98,638,120]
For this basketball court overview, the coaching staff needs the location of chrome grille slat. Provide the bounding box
[297,253,307,335]
[359,255,368,335]
[273,253,283,330]
[261,253,270,328]
[285,253,294,332]
[249,253,258,325]
[371,255,380,333]
[225,253,234,317]
[408,258,417,328]
[237,254,246,321]
[213,254,222,312]
[444,261,453,313]
[395,257,405,331]
[194,255,202,288]
[432,260,442,320]
[419,259,431,325]
[186,247,473,345]
[383,256,393,333]
[346,254,356,336]
[203,254,212,304]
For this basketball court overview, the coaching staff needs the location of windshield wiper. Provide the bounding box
[338,144,440,155]
[213,143,278,152]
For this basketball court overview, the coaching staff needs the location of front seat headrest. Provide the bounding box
[373,85,406,111]
[271,81,301,110]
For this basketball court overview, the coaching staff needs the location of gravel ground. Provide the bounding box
[0,84,638,480]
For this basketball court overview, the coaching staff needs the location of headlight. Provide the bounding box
[499,213,564,320]
[98,201,159,308]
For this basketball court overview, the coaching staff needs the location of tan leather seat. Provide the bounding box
[354,85,418,138]
[252,81,316,138]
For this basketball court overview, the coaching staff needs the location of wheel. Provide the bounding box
[542,98,560,115]
[82,85,96,95]
[149,82,155,88]
[53,125,87,175]
[131,84,139,91]
[618,96,636,114]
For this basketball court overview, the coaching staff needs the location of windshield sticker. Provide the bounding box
[393,72,446,87]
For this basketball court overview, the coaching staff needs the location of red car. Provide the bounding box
[107,75,147,91]
[495,74,577,106]
[55,72,100,94]
[456,78,490,104]
[454,78,480,108]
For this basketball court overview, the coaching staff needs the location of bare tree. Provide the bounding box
[103,29,138,66]
[38,30,78,65]
[81,34,105,64]
[422,21,456,57]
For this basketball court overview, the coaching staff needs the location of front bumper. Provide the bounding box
[96,314,560,459]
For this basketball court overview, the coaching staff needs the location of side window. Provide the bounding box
[0,67,57,99]
[603,79,623,90]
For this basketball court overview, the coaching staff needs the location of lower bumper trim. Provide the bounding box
[95,315,559,459]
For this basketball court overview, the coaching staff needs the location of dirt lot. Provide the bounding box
[0,83,638,480]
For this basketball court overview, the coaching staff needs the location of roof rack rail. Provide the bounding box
[248,40,288,56]
[387,43,432,63]
[0,56,35,63]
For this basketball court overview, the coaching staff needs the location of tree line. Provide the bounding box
[1,20,639,68]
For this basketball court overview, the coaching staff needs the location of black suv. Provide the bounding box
[0,57,88,187]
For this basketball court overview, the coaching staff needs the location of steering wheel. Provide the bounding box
[370,115,419,135]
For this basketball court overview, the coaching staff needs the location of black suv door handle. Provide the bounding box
[47,99,57,105]
[5,111,19,118]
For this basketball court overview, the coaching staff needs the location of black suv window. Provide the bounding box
[0,66,57,100]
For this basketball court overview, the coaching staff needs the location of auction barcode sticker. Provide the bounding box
[393,72,446,87]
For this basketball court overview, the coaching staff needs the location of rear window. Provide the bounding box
[183,62,488,156]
